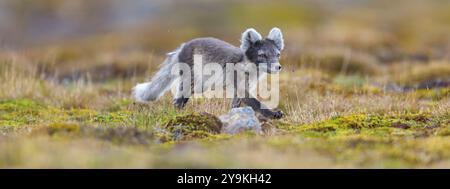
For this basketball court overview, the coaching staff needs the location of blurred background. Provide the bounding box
[1,0,449,95]
[2,0,449,53]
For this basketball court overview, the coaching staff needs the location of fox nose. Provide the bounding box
[275,65,282,71]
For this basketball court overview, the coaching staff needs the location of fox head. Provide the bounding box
[240,27,284,74]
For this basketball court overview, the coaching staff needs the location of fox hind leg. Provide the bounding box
[173,97,189,108]
[172,76,193,109]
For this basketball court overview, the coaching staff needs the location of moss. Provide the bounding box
[67,109,98,122]
[269,112,450,167]
[163,112,222,141]
[0,99,134,128]
[0,99,43,111]
[93,111,131,124]
[46,122,81,135]
[0,99,47,127]
[394,112,432,122]
[300,114,392,133]
[291,112,443,138]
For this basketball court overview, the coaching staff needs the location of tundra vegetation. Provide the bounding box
[0,0,449,168]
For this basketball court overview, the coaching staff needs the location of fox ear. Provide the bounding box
[240,28,262,51]
[267,27,284,50]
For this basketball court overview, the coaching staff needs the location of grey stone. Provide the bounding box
[219,107,262,134]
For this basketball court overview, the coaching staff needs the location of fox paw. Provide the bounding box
[272,110,284,119]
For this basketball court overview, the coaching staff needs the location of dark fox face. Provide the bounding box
[241,28,284,73]
[245,39,281,73]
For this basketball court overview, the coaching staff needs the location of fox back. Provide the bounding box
[178,37,244,66]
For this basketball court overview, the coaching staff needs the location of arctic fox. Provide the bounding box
[133,28,284,119]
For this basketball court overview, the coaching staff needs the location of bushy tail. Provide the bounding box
[132,45,183,102]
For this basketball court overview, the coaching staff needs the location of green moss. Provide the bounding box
[0,99,134,128]
[0,99,47,127]
[93,111,131,124]
[298,114,391,136]
[290,112,444,138]
[67,109,98,122]
[0,99,42,110]
[163,112,223,141]
[269,112,450,167]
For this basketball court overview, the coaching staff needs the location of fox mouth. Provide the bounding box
[259,63,282,74]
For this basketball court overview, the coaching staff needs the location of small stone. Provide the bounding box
[219,107,262,134]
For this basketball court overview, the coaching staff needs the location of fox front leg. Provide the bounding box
[240,97,284,119]
[231,98,242,108]
[173,97,189,108]
[231,86,284,119]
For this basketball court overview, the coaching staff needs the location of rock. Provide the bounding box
[219,107,262,134]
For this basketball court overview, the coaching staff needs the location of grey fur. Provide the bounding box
[178,37,244,66]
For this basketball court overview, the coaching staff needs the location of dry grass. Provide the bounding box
[392,61,450,85]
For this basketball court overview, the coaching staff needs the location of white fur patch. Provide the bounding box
[132,82,151,102]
